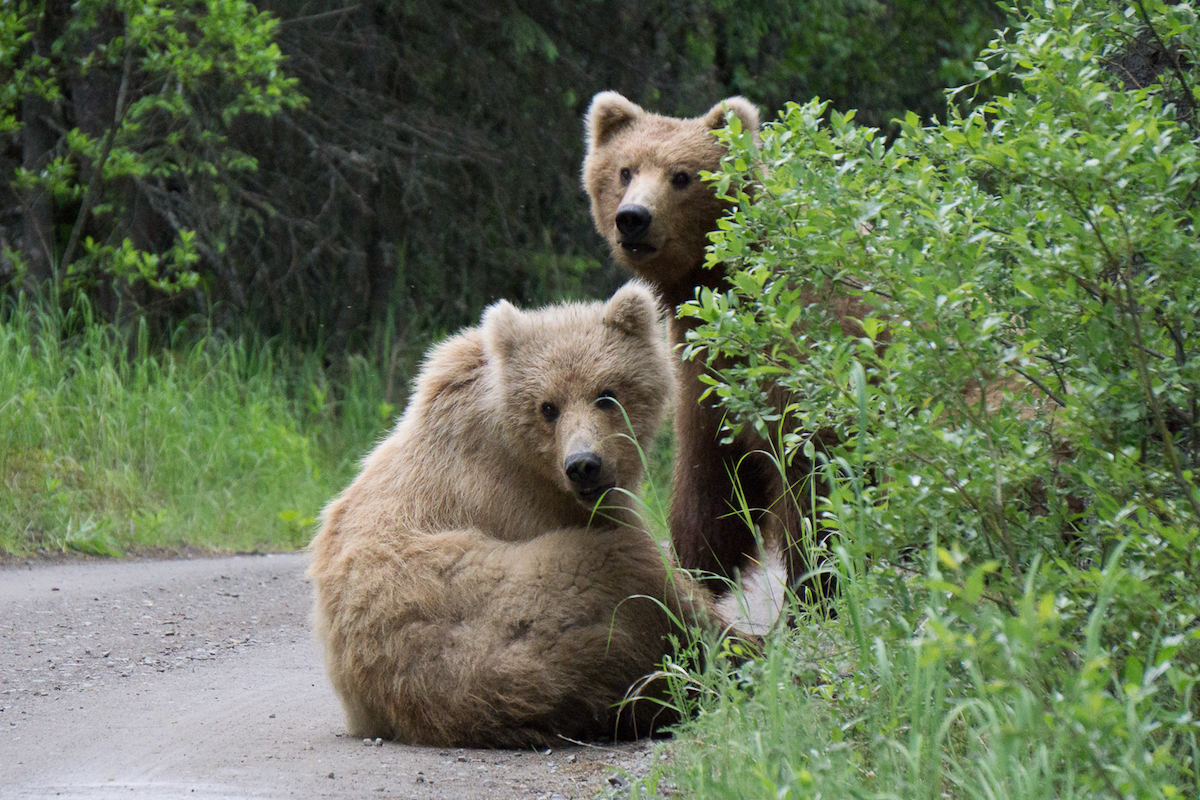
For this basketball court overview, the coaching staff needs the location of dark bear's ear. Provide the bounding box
[702,96,760,134]
[604,281,661,341]
[481,299,523,363]
[585,91,644,151]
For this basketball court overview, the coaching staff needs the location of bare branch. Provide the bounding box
[58,41,135,272]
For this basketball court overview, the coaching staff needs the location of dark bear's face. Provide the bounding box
[481,282,674,509]
[582,92,759,301]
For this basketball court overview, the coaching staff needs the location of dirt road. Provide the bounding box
[0,553,672,799]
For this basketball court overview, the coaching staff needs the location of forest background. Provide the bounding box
[3,0,1005,350]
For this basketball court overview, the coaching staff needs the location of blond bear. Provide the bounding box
[307,282,724,748]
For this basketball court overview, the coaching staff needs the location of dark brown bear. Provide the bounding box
[582,91,870,604]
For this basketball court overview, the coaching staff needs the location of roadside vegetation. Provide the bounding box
[0,296,394,556]
[638,1,1200,797]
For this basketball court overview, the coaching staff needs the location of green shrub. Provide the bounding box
[2,0,302,295]
[651,1,1200,797]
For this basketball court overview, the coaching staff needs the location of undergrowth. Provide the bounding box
[0,295,401,557]
[631,1,1200,798]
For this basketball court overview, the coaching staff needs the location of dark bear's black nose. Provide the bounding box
[564,451,603,487]
[615,204,652,239]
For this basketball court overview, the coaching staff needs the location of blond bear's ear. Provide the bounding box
[481,299,523,364]
[702,96,760,134]
[604,281,661,341]
[585,91,644,151]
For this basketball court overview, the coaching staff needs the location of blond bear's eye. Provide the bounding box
[619,167,632,184]
[540,402,560,423]
[595,390,619,411]
[671,171,691,189]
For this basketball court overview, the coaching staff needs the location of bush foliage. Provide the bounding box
[1,0,302,302]
[664,0,1200,796]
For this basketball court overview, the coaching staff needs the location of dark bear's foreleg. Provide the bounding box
[670,432,768,598]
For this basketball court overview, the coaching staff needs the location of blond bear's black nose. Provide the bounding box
[564,450,604,487]
[615,204,652,239]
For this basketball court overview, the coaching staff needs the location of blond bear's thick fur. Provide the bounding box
[307,283,722,748]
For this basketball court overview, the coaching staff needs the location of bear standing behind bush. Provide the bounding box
[307,282,725,748]
[582,92,873,605]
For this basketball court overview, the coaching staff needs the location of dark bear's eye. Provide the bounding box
[595,390,619,411]
[619,167,632,185]
[540,402,560,423]
[671,171,691,189]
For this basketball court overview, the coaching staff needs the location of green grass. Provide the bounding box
[0,296,399,558]
[624,430,1197,800]
[627,539,1198,800]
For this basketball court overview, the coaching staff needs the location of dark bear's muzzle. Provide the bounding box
[615,205,656,256]
[615,204,652,238]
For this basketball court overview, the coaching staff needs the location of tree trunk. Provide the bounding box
[19,90,55,294]
[17,0,71,296]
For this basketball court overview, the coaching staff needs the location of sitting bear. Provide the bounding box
[307,282,727,748]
